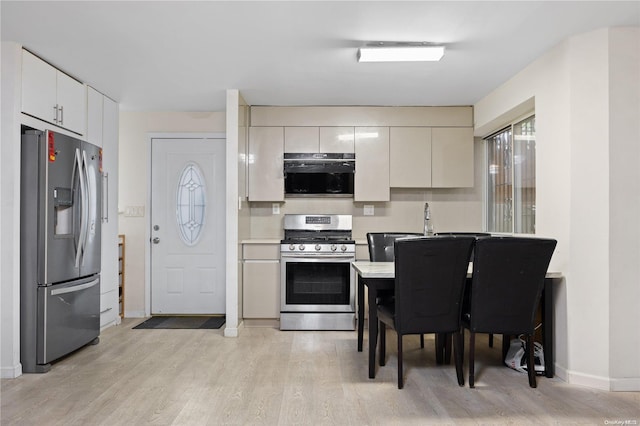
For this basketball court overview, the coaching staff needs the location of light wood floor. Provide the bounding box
[2,319,638,425]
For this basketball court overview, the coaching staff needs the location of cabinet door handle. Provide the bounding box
[53,105,59,123]
[58,105,64,125]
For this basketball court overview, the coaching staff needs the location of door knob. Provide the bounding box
[152,237,160,244]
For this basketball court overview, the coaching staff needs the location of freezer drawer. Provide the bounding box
[37,276,100,365]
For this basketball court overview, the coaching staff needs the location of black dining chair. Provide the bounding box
[366,232,424,345]
[377,236,475,389]
[462,236,557,388]
[435,232,497,347]
[367,232,423,263]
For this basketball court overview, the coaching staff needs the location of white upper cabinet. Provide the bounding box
[390,126,474,188]
[284,127,319,152]
[21,50,86,135]
[354,127,390,201]
[21,50,57,125]
[56,71,86,135]
[249,127,285,201]
[390,127,432,188]
[284,126,355,153]
[86,87,104,147]
[319,127,354,153]
[431,127,474,188]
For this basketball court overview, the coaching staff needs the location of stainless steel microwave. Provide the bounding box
[283,153,355,197]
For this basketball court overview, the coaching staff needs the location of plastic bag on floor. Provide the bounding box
[504,337,545,375]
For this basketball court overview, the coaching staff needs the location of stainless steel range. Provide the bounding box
[280,214,356,330]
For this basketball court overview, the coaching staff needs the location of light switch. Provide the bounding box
[364,205,374,216]
[272,203,280,215]
[124,206,145,217]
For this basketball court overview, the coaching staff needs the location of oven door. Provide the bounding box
[280,254,355,313]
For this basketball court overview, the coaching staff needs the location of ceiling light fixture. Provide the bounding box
[357,43,445,62]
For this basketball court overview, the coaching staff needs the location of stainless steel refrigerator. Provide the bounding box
[20,128,102,373]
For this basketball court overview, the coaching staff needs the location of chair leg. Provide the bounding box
[526,334,537,388]
[469,331,476,388]
[453,330,464,386]
[435,333,444,364]
[444,333,452,364]
[397,334,404,389]
[379,322,386,367]
[420,334,425,349]
[488,333,494,348]
[502,334,511,361]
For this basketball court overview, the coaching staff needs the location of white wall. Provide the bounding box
[1,42,23,378]
[567,28,611,385]
[118,111,225,317]
[224,90,250,336]
[608,27,640,389]
[474,27,640,391]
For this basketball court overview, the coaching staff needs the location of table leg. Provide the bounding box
[357,276,364,352]
[368,283,378,379]
[542,278,554,378]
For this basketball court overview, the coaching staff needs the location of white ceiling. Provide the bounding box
[2,1,639,111]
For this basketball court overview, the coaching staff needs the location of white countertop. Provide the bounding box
[240,239,281,244]
[351,261,394,278]
[351,261,562,279]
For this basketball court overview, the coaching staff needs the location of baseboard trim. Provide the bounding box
[552,365,639,391]
[124,310,146,318]
[566,370,611,391]
[554,363,569,382]
[243,319,279,328]
[224,326,239,337]
[1,363,22,379]
[610,377,640,392]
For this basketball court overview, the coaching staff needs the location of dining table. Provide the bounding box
[352,261,562,380]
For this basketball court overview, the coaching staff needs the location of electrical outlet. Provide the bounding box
[364,205,374,216]
[272,203,280,215]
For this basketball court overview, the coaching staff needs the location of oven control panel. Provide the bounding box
[282,243,355,254]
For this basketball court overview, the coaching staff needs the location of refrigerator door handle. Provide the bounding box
[73,148,85,268]
[50,278,100,296]
[79,150,91,265]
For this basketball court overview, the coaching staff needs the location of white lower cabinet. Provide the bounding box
[100,289,118,329]
[242,244,280,319]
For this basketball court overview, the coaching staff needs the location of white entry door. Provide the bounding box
[151,137,225,314]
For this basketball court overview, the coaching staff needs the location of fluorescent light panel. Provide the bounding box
[358,45,445,62]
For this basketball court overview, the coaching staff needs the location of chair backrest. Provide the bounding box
[435,232,492,237]
[469,236,557,335]
[394,236,475,334]
[366,232,423,262]
[435,232,492,260]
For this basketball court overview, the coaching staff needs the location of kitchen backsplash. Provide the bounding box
[248,187,483,240]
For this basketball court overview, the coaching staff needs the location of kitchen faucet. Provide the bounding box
[424,203,434,236]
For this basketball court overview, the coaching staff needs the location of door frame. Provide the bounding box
[145,133,226,318]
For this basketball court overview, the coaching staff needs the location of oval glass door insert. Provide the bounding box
[176,162,206,246]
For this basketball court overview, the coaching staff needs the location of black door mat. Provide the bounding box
[133,316,225,330]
